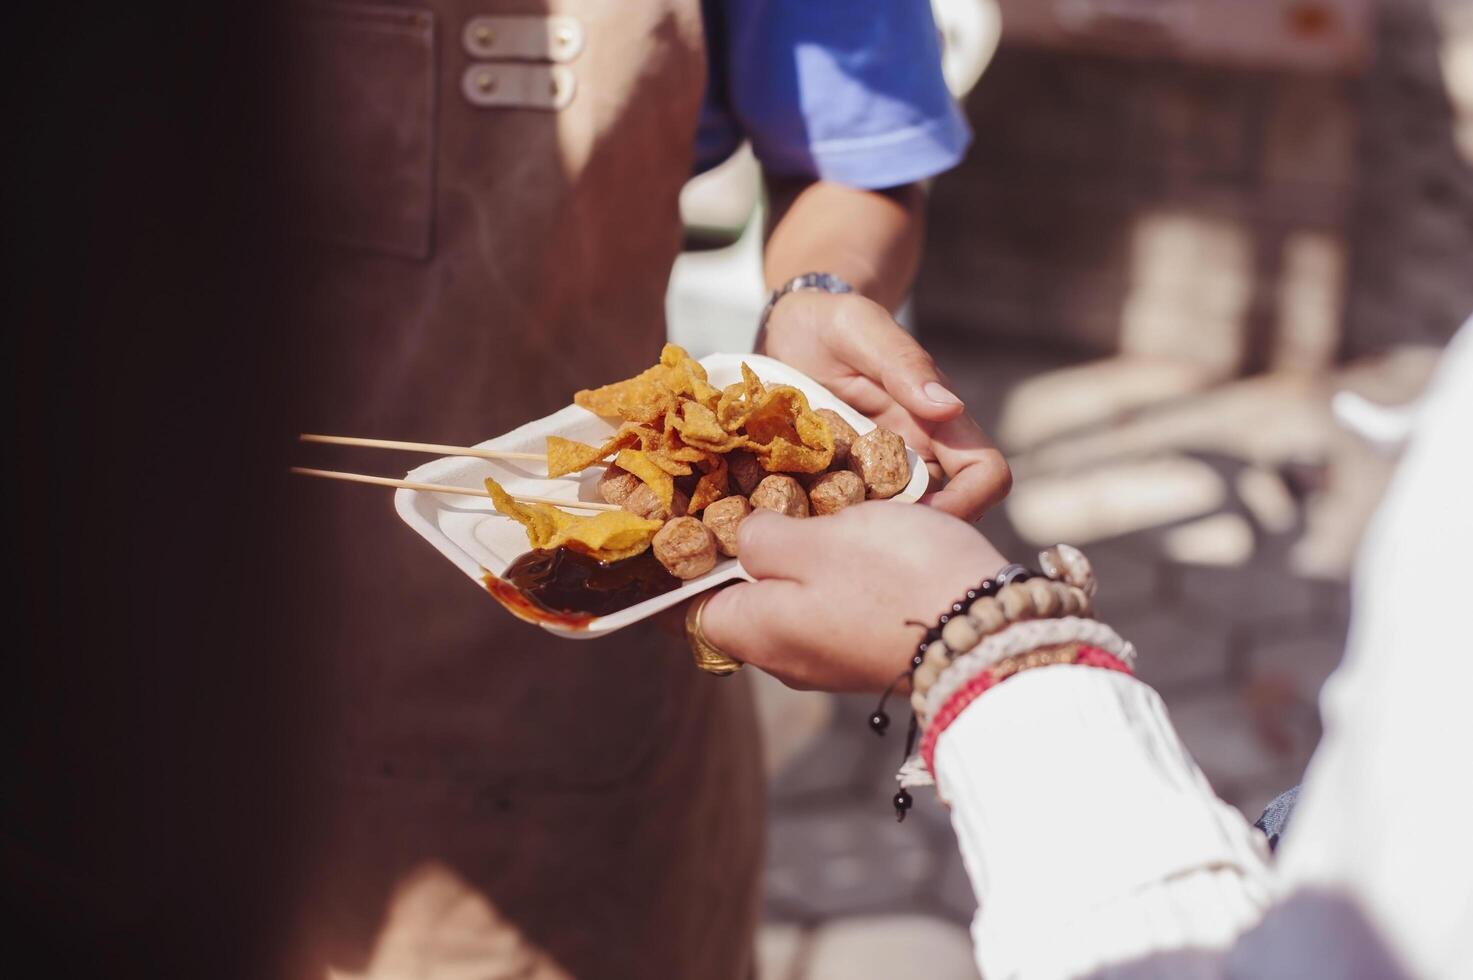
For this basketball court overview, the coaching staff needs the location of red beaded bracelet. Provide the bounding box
[919,645,1133,778]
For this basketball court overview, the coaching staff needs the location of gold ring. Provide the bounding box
[686,589,743,676]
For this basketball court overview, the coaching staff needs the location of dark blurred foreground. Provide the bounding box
[1,6,321,978]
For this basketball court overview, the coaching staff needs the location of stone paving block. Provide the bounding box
[1162,686,1319,809]
[751,671,835,780]
[769,713,878,805]
[994,355,1222,453]
[1006,456,1227,547]
[803,915,981,980]
[756,923,808,980]
[1116,605,1233,695]
[1247,633,1347,707]
[1173,562,1325,624]
[1263,77,1357,189]
[1161,512,1255,567]
[765,806,941,921]
[928,849,980,923]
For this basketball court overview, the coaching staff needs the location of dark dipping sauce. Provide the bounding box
[483,547,681,628]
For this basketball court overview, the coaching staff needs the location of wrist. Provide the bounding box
[867,544,1138,818]
[759,272,853,331]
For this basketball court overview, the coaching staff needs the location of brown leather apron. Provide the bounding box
[285,3,764,977]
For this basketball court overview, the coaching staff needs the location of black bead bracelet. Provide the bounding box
[912,563,1036,663]
[869,562,1040,822]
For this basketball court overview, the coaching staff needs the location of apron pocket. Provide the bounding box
[286,2,436,259]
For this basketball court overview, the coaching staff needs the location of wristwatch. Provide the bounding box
[757,272,854,333]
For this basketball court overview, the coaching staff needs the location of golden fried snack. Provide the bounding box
[701,495,751,557]
[689,453,730,513]
[808,470,866,515]
[484,476,662,562]
[847,427,910,499]
[750,474,809,518]
[814,409,859,468]
[574,344,712,422]
[652,516,719,579]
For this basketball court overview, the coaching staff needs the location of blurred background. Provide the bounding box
[669,0,1473,976]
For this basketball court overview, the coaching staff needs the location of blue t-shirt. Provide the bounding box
[696,0,971,188]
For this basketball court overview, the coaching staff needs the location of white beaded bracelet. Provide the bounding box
[920,616,1136,724]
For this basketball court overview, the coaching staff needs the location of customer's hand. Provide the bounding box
[760,291,1011,522]
[700,503,1009,692]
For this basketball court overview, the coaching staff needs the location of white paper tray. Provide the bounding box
[394,353,927,638]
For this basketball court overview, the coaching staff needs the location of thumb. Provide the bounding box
[828,301,964,422]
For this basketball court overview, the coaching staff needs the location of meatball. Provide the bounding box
[623,483,689,522]
[815,408,859,467]
[808,470,865,515]
[600,465,688,520]
[701,495,751,557]
[598,465,641,506]
[652,516,718,580]
[847,427,910,499]
[728,450,765,496]
[750,474,809,518]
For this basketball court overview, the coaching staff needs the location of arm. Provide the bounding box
[939,667,1274,978]
[763,176,926,313]
[698,506,1279,976]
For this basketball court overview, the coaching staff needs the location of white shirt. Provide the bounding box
[936,321,1473,979]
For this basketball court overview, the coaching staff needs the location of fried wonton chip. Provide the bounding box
[689,454,730,513]
[620,422,663,451]
[672,401,748,453]
[714,362,770,432]
[575,344,711,424]
[570,346,837,477]
[549,510,665,562]
[615,449,676,511]
[544,429,642,479]
[484,476,661,563]
[755,437,830,474]
[573,364,666,418]
[665,358,722,409]
[644,451,694,477]
[740,385,833,473]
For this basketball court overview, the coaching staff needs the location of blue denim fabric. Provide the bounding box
[1254,785,1301,853]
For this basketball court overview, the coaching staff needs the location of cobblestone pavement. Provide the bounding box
[743,3,1473,975]
[754,344,1367,980]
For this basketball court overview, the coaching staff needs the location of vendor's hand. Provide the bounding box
[759,291,1011,522]
[701,503,1008,692]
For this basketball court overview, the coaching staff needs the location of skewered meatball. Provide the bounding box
[750,474,809,518]
[808,470,865,515]
[598,465,641,506]
[625,484,689,522]
[847,427,910,499]
[701,495,751,557]
[600,465,688,520]
[652,516,718,579]
[815,408,859,467]
[728,450,765,496]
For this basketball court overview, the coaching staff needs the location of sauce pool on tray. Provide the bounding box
[483,547,681,628]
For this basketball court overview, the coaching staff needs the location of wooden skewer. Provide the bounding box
[300,433,548,463]
[290,467,620,512]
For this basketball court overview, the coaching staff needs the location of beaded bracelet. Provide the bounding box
[869,544,1104,821]
[917,616,1135,725]
[918,644,1133,788]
